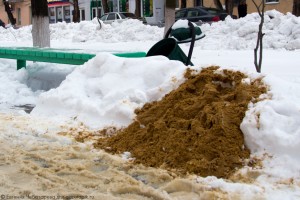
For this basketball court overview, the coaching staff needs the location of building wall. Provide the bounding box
[145,0,164,24]
[128,0,136,13]
[203,0,294,17]
[0,2,8,24]
[17,1,32,26]
[79,0,89,21]
[177,0,203,8]
[247,0,293,15]
[187,0,195,7]
[0,0,31,27]
[0,0,295,27]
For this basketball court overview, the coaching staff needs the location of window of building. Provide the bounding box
[56,7,63,22]
[17,8,21,25]
[195,0,202,6]
[30,6,32,24]
[48,7,56,24]
[80,9,85,21]
[49,7,55,23]
[265,0,279,3]
[92,9,96,19]
[64,6,70,23]
[92,7,102,18]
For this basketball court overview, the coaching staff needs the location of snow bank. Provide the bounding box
[1,10,300,50]
[198,10,300,50]
[31,53,187,129]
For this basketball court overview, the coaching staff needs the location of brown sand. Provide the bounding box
[94,66,267,178]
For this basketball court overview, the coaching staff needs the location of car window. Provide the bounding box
[119,13,127,19]
[107,13,116,20]
[206,9,218,14]
[187,10,199,17]
[198,9,208,15]
[100,14,108,21]
[175,10,186,18]
[202,7,221,14]
[121,13,137,19]
[116,14,120,19]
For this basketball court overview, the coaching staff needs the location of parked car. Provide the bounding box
[99,12,146,24]
[175,6,235,25]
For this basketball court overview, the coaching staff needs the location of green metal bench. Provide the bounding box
[0,47,146,70]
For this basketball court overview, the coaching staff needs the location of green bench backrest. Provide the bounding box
[0,47,146,69]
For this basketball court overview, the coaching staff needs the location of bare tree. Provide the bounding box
[71,0,80,22]
[164,0,176,36]
[102,0,109,13]
[252,0,265,73]
[31,0,50,47]
[135,0,141,17]
[3,0,16,26]
[293,0,300,16]
[214,0,224,10]
[225,0,234,16]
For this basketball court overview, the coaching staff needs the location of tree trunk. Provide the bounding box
[225,0,234,16]
[135,0,141,17]
[164,0,176,36]
[252,0,265,73]
[214,0,224,10]
[31,0,50,48]
[72,0,80,22]
[3,0,16,25]
[102,0,109,13]
[293,0,300,16]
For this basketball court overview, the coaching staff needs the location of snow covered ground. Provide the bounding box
[0,10,300,199]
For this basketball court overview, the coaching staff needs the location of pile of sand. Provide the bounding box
[94,66,267,178]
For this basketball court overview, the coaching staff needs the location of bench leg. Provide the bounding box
[17,60,26,70]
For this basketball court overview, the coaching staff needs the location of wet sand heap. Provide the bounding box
[94,66,267,178]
